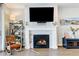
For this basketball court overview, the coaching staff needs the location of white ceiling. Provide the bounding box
[58,3,79,8]
[4,3,79,9]
[4,3,26,9]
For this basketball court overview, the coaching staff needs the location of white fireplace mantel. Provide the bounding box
[24,23,58,49]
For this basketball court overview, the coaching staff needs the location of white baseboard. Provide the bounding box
[58,44,62,46]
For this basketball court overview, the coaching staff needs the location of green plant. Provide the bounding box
[70,27,79,37]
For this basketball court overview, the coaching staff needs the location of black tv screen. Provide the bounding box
[29,7,54,22]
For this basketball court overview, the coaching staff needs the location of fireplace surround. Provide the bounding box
[25,23,57,49]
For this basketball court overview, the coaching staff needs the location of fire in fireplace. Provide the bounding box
[36,38,46,45]
[33,35,49,48]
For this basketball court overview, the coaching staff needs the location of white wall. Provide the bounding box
[0,6,2,50]
[59,7,79,19]
[1,5,11,50]
[9,8,25,21]
[4,6,11,35]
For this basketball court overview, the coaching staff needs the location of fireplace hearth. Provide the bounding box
[33,35,49,48]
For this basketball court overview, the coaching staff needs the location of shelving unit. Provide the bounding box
[9,22,25,48]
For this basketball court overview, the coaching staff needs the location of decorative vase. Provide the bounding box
[72,31,76,38]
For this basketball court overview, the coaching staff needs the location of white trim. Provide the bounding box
[58,44,62,47]
[1,4,5,50]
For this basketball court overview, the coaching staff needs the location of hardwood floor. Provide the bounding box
[59,47,79,56]
[1,47,79,56]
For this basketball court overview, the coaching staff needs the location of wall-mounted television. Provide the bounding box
[29,7,54,23]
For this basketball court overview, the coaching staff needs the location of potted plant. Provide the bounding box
[70,27,79,38]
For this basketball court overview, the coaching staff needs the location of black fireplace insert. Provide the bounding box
[33,35,49,48]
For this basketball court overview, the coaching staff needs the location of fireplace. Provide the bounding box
[33,35,49,48]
